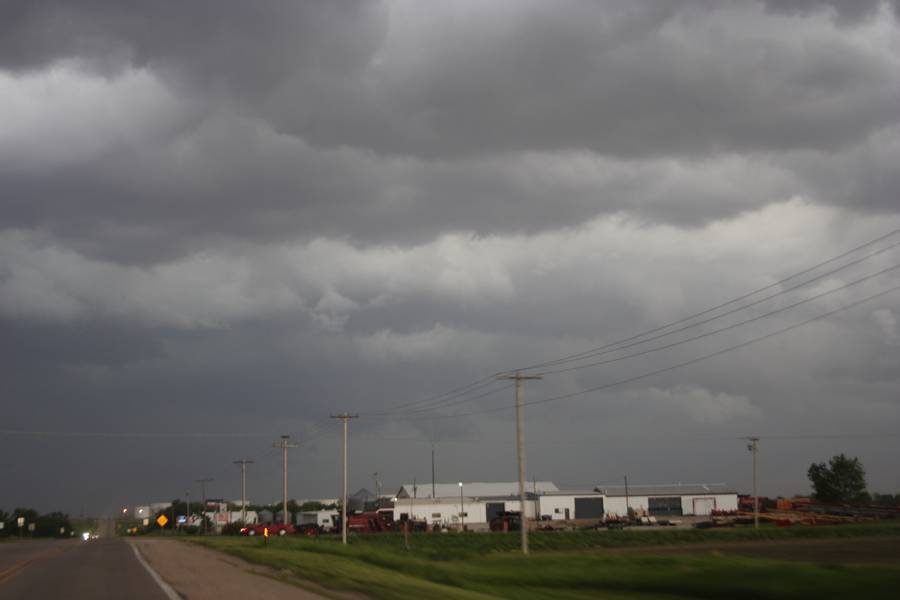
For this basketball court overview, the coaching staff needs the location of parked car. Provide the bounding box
[241,523,296,536]
[295,522,320,536]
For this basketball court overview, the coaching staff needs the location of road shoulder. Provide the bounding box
[129,538,345,600]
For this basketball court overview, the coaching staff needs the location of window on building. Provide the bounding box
[431,513,441,518]
[554,508,561,513]
[459,512,468,517]
[399,513,409,521]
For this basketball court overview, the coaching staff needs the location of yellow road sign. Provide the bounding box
[156,515,168,528]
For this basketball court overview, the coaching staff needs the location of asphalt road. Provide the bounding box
[0,537,171,599]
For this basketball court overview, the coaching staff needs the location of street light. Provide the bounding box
[458,482,464,531]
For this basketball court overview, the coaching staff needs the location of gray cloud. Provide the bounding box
[1,1,899,514]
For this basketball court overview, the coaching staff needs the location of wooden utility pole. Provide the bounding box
[431,446,436,499]
[497,371,542,555]
[233,459,254,524]
[331,413,359,545]
[274,435,297,525]
[747,437,760,529]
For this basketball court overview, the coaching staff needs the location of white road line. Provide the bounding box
[129,542,181,600]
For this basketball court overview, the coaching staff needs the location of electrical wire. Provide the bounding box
[363,228,900,417]
[388,282,900,421]
[520,236,900,372]
[540,261,900,375]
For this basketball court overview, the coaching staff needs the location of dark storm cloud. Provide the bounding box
[0,0,387,91]
[264,0,900,159]
[1,1,899,514]
[763,0,899,23]
[0,0,896,260]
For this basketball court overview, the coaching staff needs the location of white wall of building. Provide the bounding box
[604,494,737,517]
[390,490,737,522]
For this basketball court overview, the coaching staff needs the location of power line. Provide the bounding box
[0,429,281,439]
[365,382,514,419]
[519,229,900,371]
[389,282,900,421]
[361,376,503,416]
[373,262,900,417]
[362,228,900,418]
[540,260,900,376]
[522,237,900,372]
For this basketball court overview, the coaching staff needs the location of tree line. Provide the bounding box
[807,453,898,505]
[0,508,74,538]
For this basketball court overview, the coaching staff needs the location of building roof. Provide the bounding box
[396,481,559,499]
[593,483,735,497]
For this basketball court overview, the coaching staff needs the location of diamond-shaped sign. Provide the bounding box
[156,515,168,527]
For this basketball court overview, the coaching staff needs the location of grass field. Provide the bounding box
[192,523,900,599]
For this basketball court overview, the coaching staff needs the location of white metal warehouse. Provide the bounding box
[393,481,558,527]
[392,481,737,526]
[596,483,738,517]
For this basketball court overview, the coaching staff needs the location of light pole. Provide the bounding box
[185,492,190,530]
[458,482,464,531]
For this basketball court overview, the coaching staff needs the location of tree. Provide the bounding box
[807,454,869,503]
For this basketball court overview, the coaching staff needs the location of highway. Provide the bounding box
[0,537,171,599]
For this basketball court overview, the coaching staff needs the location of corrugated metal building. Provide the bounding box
[391,481,737,525]
[393,482,559,526]
[595,483,738,517]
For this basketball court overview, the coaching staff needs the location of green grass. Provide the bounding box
[190,523,900,599]
[300,522,900,559]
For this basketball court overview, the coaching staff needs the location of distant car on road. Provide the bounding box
[241,523,295,536]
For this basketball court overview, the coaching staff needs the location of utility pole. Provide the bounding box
[331,413,359,545]
[624,475,630,519]
[747,437,760,529]
[497,370,542,555]
[274,435,297,525]
[195,478,212,534]
[233,459,254,524]
[185,492,190,530]
[431,446,436,499]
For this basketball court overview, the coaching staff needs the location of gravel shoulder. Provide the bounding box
[129,538,342,600]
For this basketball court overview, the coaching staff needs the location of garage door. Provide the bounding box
[692,497,716,516]
[648,496,683,516]
[486,503,505,522]
[574,497,605,519]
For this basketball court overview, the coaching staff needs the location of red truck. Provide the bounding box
[346,511,392,534]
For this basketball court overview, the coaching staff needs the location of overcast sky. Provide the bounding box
[2,0,899,516]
